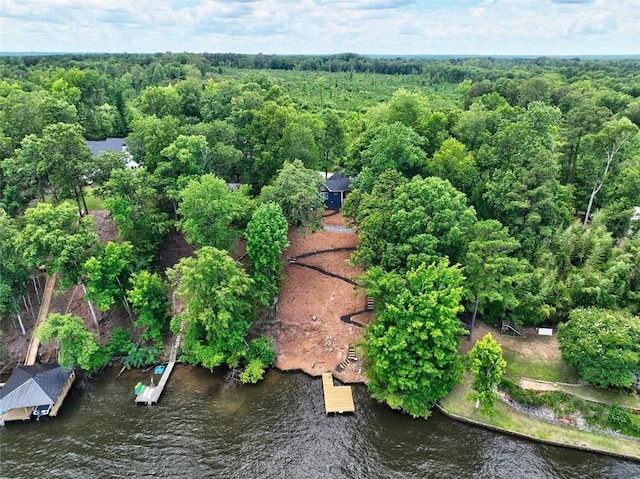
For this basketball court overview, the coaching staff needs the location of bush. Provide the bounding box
[240,359,267,384]
[607,405,640,437]
[106,327,133,358]
[539,391,577,416]
[122,344,157,370]
[500,379,543,406]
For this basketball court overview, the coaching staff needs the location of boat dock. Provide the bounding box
[134,362,175,405]
[322,372,355,414]
[135,322,183,405]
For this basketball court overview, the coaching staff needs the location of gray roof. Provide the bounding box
[0,364,73,412]
[324,172,350,192]
[86,138,127,157]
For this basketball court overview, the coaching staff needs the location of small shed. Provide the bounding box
[0,364,75,425]
[321,172,350,210]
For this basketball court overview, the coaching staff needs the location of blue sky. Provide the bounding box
[0,0,638,55]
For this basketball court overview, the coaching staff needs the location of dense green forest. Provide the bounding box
[1,53,638,411]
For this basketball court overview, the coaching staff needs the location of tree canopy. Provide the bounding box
[37,313,108,373]
[259,159,325,232]
[17,201,98,289]
[557,308,640,390]
[168,247,261,375]
[245,202,290,308]
[362,260,466,418]
[351,174,476,271]
[176,173,253,250]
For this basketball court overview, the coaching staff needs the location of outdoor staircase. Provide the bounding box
[365,297,375,311]
[501,320,522,336]
[336,345,358,372]
[169,320,185,363]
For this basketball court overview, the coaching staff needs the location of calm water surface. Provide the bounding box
[1,366,638,478]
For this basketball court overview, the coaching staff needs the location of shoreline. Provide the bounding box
[437,375,640,462]
[272,362,639,461]
[436,402,640,463]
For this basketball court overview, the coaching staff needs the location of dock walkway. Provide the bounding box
[135,321,184,405]
[24,274,57,366]
[322,372,355,414]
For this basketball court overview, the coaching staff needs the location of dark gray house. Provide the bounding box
[0,364,75,425]
[321,172,351,210]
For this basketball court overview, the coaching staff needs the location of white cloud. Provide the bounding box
[0,0,637,55]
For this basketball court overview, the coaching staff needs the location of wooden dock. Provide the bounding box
[135,321,184,405]
[135,361,175,405]
[25,274,57,366]
[322,372,355,414]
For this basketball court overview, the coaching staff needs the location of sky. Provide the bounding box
[0,0,638,56]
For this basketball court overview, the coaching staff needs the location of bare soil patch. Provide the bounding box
[266,211,370,384]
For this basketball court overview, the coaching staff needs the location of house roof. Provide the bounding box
[86,137,127,157]
[324,172,350,192]
[0,364,73,412]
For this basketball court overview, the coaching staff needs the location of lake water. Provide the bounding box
[1,366,638,478]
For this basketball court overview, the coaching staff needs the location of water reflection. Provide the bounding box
[1,366,638,479]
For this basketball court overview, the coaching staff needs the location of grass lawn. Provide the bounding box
[439,375,640,460]
[84,187,104,211]
[502,347,579,383]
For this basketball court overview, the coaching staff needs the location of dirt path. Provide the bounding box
[267,211,371,384]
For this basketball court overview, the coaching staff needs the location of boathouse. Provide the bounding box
[0,364,75,425]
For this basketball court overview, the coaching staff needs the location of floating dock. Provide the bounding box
[322,372,355,414]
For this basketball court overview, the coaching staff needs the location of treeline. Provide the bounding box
[3,52,640,89]
[1,53,639,401]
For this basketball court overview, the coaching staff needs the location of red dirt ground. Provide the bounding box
[266,211,372,384]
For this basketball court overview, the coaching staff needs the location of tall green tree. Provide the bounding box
[352,175,477,271]
[139,85,181,118]
[99,168,171,259]
[127,271,169,349]
[481,103,571,257]
[578,118,639,226]
[37,122,95,215]
[466,333,507,414]
[176,173,253,250]
[427,137,478,197]
[126,114,180,172]
[362,260,466,418]
[259,159,325,232]
[348,122,427,193]
[245,202,290,308]
[0,210,29,321]
[318,110,346,176]
[83,241,136,314]
[17,201,98,290]
[463,220,523,335]
[168,247,255,371]
[37,313,108,373]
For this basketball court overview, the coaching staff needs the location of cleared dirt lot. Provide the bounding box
[266,211,371,384]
